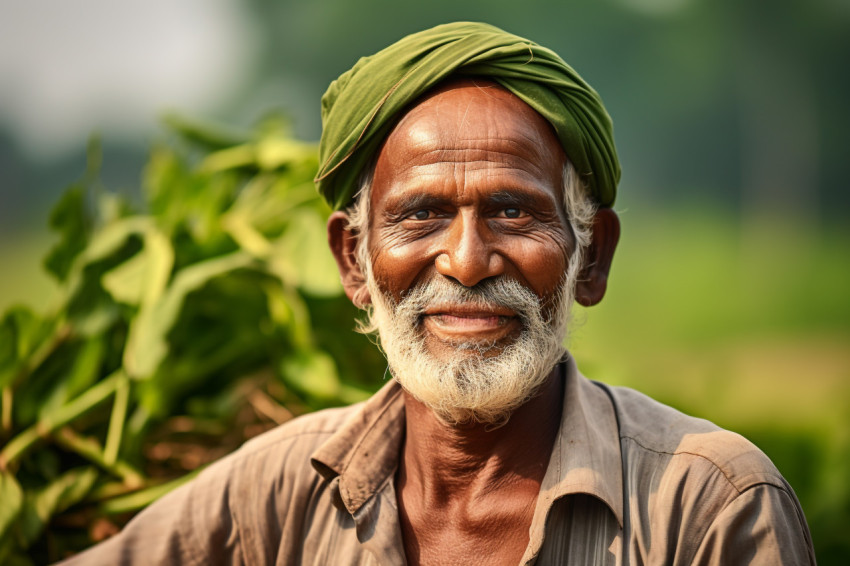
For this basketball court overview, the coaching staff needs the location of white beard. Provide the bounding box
[365,272,576,426]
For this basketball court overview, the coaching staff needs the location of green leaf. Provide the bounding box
[223,174,316,240]
[101,251,149,305]
[0,471,23,542]
[143,146,237,243]
[0,307,52,390]
[102,225,174,307]
[62,216,152,302]
[37,337,104,419]
[195,131,316,174]
[61,217,155,336]
[162,113,250,150]
[76,217,151,267]
[0,308,34,385]
[199,144,257,173]
[143,145,182,215]
[275,283,312,349]
[280,349,341,401]
[123,252,255,379]
[255,137,316,171]
[270,209,342,297]
[17,467,98,546]
[44,186,91,282]
[221,209,273,258]
[96,191,135,226]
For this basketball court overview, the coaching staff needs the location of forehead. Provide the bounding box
[369,80,566,206]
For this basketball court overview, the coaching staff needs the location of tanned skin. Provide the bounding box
[328,80,619,565]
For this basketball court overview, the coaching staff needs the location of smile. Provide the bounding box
[421,305,521,342]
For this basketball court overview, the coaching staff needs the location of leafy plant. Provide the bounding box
[0,116,385,564]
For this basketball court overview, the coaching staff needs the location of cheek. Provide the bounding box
[500,218,573,289]
[368,236,434,299]
[510,237,572,296]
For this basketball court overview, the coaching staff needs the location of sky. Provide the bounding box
[0,0,257,161]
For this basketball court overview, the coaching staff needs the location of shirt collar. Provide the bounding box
[310,379,406,514]
[540,355,624,527]
[310,355,623,526]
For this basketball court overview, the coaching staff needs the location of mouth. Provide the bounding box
[421,305,522,343]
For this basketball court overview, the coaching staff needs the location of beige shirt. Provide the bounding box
[61,357,816,565]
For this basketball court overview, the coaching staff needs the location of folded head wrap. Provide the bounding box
[316,21,620,210]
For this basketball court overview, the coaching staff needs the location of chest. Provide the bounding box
[397,485,538,566]
[291,492,618,566]
[402,515,531,566]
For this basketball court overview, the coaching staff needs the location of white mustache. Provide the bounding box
[398,277,541,325]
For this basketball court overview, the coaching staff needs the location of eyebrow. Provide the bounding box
[392,193,451,211]
[383,185,558,214]
[487,189,552,209]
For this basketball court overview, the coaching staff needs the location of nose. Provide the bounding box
[434,212,505,287]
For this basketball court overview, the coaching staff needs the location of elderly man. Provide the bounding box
[62,22,815,566]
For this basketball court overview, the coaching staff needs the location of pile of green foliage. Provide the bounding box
[0,117,385,564]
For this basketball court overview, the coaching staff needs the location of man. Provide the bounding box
[62,22,815,565]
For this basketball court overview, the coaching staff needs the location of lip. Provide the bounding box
[423,304,516,318]
[421,304,520,342]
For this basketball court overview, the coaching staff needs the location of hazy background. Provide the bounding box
[1,0,848,560]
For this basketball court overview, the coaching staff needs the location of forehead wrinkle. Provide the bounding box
[412,146,543,159]
[408,160,546,176]
[391,164,558,201]
[398,132,558,167]
[457,99,472,133]
[404,147,557,182]
[413,136,544,149]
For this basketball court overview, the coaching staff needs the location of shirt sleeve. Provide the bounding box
[690,483,816,566]
[56,460,244,566]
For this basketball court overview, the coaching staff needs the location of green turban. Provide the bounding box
[316,21,620,210]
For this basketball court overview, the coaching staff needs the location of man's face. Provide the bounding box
[360,81,580,424]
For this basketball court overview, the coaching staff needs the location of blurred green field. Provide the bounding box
[2,203,848,561]
[573,206,850,560]
[0,233,57,317]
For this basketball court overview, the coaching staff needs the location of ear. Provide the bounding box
[328,211,371,307]
[575,208,620,307]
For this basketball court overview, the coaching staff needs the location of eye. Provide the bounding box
[409,209,432,221]
[500,207,525,219]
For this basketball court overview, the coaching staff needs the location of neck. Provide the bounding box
[398,364,564,500]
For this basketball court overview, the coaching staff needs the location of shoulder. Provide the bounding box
[600,384,815,563]
[603,383,786,494]
[236,402,363,460]
[200,402,364,489]
[176,403,364,562]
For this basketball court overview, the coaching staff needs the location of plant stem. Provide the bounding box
[11,322,73,391]
[0,427,39,472]
[54,427,144,488]
[1,387,12,434]
[104,373,130,466]
[0,371,120,470]
[86,479,142,502]
[98,469,202,515]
